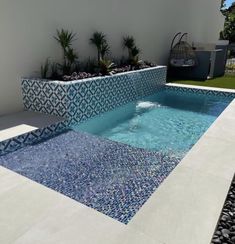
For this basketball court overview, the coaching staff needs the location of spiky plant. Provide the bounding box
[50,62,59,80]
[123,36,141,69]
[100,42,110,60]
[40,58,50,79]
[54,29,78,75]
[123,36,135,59]
[131,46,140,57]
[90,31,108,63]
[84,58,97,73]
[54,29,76,62]
[65,47,78,65]
[99,59,115,75]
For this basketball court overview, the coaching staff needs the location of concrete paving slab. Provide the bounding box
[0,111,64,142]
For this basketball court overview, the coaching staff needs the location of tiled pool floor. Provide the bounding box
[0,130,180,224]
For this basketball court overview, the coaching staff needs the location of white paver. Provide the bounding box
[0,111,64,142]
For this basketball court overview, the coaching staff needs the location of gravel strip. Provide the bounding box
[211,177,235,244]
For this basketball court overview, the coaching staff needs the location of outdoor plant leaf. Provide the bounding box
[54,29,78,75]
[65,47,78,64]
[50,62,59,80]
[54,29,76,51]
[100,42,110,60]
[90,31,108,63]
[99,59,115,75]
[40,58,50,79]
[123,35,141,69]
[123,36,135,50]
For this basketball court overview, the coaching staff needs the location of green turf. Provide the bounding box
[169,75,235,89]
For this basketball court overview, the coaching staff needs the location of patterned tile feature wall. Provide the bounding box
[22,67,167,125]
[0,121,67,156]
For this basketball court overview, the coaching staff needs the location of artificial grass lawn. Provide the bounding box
[169,75,235,90]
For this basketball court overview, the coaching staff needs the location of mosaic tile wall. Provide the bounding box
[21,67,167,125]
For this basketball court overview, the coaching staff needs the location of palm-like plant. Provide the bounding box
[54,29,78,75]
[40,58,50,79]
[90,32,109,63]
[54,29,76,61]
[65,47,78,64]
[100,42,110,60]
[99,59,115,75]
[123,36,141,69]
[131,46,140,63]
[123,36,135,59]
[50,62,59,80]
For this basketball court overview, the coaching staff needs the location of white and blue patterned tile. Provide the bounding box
[0,121,67,156]
[21,67,167,127]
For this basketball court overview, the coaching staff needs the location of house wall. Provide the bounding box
[0,0,224,115]
[186,0,225,44]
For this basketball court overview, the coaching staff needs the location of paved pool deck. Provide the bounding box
[0,111,64,142]
[0,84,235,244]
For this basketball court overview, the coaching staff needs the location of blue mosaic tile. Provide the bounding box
[0,130,180,224]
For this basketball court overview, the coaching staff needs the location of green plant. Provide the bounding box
[220,3,235,43]
[99,59,115,75]
[123,36,135,58]
[40,58,50,79]
[50,62,59,80]
[123,36,141,69]
[90,32,109,63]
[100,42,110,60]
[71,61,80,73]
[130,46,141,67]
[54,29,78,75]
[54,29,76,61]
[226,63,235,70]
[83,58,97,73]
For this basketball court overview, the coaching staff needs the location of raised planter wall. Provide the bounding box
[22,66,167,125]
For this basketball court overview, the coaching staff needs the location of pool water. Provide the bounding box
[0,88,232,224]
[74,89,232,157]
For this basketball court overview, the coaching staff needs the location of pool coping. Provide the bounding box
[166,83,235,93]
[129,84,235,244]
[0,111,66,156]
[0,111,65,142]
[0,84,235,243]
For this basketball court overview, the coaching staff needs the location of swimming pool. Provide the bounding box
[73,88,232,158]
[0,87,233,224]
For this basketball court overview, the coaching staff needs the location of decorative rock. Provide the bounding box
[221,229,230,239]
[212,238,221,244]
[211,178,235,244]
[61,63,156,81]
